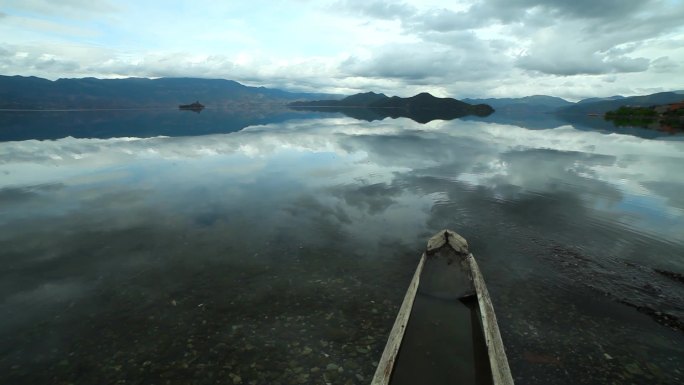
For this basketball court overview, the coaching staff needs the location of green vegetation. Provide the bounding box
[604,105,684,132]
[605,106,658,128]
[556,91,683,116]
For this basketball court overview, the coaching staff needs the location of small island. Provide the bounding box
[289,92,494,123]
[604,101,684,133]
[179,101,205,112]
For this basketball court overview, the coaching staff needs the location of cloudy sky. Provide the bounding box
[1,0,683,99]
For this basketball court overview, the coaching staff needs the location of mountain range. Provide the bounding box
[461,92,684,132]
[576,95,625,104]
[288,92,494,123]
[556,92,684,115]
[0,75,340,109]
[1,75,682,125]
[463,95,574,113]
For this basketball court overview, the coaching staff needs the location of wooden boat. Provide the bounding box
[178,101,205,111]
[372,230,514,385]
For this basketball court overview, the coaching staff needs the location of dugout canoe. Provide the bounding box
[371,229,514,385]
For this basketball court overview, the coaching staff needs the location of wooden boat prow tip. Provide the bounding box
[372,229,514,385]
[426,229,469,255]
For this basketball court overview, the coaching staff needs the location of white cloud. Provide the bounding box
[3,0,120,17]
[0,0,683,99]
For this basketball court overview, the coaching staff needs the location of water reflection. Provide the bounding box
[1,115,683,384]
[0,108,325,141]
[288,105,491,123]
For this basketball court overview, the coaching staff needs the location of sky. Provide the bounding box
[1,0,683,100]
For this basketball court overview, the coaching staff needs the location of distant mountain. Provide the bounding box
[336,91,389,106]
[289,91,390,107]
[291,92,493,114]
[372,92,493,114]
[462,95,574,116]
[557,92,684,115]
[0,75,341,109]
[289,92,494,123]
[576,95,625,104]
[464,95,573,109]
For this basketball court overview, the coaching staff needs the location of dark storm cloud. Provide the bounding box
[340,0,660,30]
[339,35,505,83]
[341,49,457,80]
[336,0,682,82]
[516,54,651,76]
[469,0,650,22]
[651,57,680,73]
[406,8,479,32]
[508,2,684,77]
[334,0,472,32]
[0,47,14,60]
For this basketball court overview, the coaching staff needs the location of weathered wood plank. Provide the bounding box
[373,229,514,385]
[468,254,515,385]
[426,229,468,255]
[371,253,426,385]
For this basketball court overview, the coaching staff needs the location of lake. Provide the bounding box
[1,108,683,385]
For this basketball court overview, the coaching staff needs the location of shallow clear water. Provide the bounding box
[1,109,683,384]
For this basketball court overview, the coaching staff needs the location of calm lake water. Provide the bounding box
[1,109,683,384]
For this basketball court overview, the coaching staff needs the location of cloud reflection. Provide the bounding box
[2,115,684,384]
[1,119,683,235]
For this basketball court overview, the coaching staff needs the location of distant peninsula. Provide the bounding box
[288,92,494,123]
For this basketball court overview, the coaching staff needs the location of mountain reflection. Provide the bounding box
[0,107,326,142]
[288,105,492,123]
